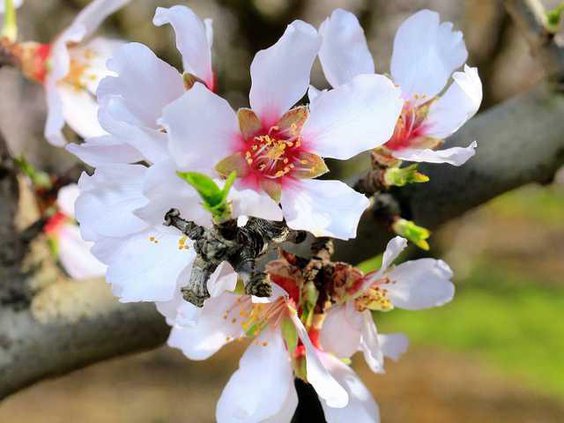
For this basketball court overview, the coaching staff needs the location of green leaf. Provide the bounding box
[177,171,223,207]
[392,218,431,250]
[547,4,564,33]
[384,164,429,187]
[14,156,52,189]
[177,171,238,223]
[2,0,18,41]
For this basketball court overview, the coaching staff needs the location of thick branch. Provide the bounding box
[0,280,168,399]
[337,83,564,262]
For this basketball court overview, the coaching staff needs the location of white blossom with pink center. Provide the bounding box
[319,236,454,373]
[12,0,133,146]
[318,9,482,166]
[155,19,404,239]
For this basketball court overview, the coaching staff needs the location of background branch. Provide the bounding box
[503,0,564,87]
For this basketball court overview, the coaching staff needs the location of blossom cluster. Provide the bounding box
[3,1,482,421]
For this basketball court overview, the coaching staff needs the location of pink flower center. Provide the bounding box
[385,102,428,151]
[243,126,303,181]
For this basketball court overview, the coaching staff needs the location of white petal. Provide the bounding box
[157,258,234,326]
[70,37,126,95]
[161,83,239,172]
[319,304,363,358]
[386,258,455,310]
[319,9,375,87]
[134,159,212,228]
[379,333,409,361]
[262,380,298,423]
[58,85,105,139]
[75,164,149,240]
[57,184,80,217]
[281,179,370,240]
[425,66,483,139]
[98,96,168,164]
[249,20,321,125]
[44,76,68,147]
[381,236,408,272]
[308,85,323,102]
[216,329,294,422]
[359,311,385,374]
[153,6,214,87]
[208,261,238,297]
[229,186,283,222]
[391,9,468,100]
[302,74,403,160]
[391,141,477,166]
[64,0,131,41]
[97,42,184,129]
[56,223,106,280]
[168,292,247,360]
[66,135,144,167]
[290,311,349,408]
[95,227,196,302]
[319,352,380,423]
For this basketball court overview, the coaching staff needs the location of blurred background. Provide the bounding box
[1,0,563,421]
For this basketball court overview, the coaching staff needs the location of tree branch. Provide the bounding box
[504,0,564,88]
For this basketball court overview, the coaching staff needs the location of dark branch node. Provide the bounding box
[164,209,306,307]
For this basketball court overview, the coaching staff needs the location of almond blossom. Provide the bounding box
[11,0,131,146]
[318,9,482,166]
[155,19,404,239]
[44,184,106,280]
[162,278,382,422]
[319,236,454,373]
[68,4,214,166]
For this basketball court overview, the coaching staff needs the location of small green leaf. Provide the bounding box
[14,156,52,189]
[2,0,18,41]
[547,4,564,33]
[177,171,223,207]
[392,218,431,250]
[384,164,429,187]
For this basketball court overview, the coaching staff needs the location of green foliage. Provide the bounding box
[177,171,236,223]
[378,261,564,398]
[14,156,52,189]
[392,218,430,250]
[546,4,564,33]
[384,164,429,187]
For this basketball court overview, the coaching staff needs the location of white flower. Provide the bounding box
[156,20,403,239]
[68,5,214,166]
[319,9,482,166]
[44,184,106,280]
[163,281,382,422]
[319,236,454,373]
[15,0,133,146]
[74,163,200,303]
[68,5,220,302]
